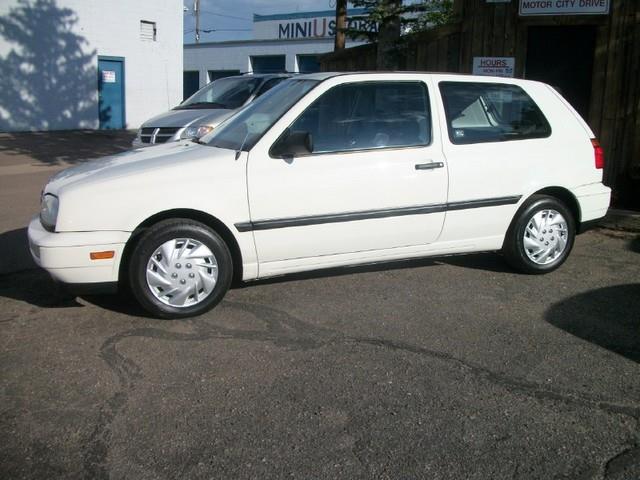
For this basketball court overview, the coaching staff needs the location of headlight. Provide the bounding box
[40,194,59,232]
[180,125,214,140]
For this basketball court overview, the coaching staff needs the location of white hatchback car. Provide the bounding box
[29,72,610,318]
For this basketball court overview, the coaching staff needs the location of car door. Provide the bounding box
[434,78,555,244]
[246,77,449,268]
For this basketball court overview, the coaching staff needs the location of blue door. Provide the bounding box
[98,57,125,129]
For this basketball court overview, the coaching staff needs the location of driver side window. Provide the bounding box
[287,81,431,154]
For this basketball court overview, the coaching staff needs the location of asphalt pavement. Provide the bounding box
[1,131,639,479]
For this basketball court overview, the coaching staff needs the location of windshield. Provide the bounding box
[201,79,319,151]
[176,76,262,110]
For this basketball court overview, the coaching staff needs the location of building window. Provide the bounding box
[140,20,156,41]
[208,70,241,82]
[183,71,200,100]
[297,55,320,73]
[250,55,286,73]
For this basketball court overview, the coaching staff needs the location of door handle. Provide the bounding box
[415,162,444,170]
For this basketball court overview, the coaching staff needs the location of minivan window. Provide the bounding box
[203,79,319,151]
[285,81,431,154]
[176,77,262,110]
[255,78,285,97]
[439,82,551,145]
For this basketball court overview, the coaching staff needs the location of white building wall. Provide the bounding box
[184,38,361,89]
[0,0,182,131]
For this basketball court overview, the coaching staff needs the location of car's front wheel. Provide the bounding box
[503,195,576,274]
[128,219,232,318]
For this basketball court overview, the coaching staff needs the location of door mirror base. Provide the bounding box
[270,130,313,158]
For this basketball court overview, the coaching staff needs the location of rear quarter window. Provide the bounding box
[439,82,551,145]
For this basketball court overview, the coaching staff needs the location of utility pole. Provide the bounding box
[194,0,200,44]
[334,0,347,51]
[376,0,401,70]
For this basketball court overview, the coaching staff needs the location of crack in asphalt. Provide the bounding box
[355,336,640,419]
[604,442,640,479]
[81,300,640,478]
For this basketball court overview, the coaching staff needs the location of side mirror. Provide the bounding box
[271,130,313,158]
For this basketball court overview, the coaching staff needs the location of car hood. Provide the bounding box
[44,141,234,195]
[141,108,235,128]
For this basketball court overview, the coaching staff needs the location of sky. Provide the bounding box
[183,0,345,44]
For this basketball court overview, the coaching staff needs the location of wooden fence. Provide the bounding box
[320,0,640,208]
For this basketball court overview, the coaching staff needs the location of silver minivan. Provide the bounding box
[132,73,290,147]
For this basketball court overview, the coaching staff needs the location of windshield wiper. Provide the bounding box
[175,101,227,110]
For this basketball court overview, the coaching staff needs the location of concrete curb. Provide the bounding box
[597,209,640,233]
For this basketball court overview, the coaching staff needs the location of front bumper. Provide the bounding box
[27,216,130,286]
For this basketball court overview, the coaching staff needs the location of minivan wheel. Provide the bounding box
[128,219,233,319]
[503,195,575,274]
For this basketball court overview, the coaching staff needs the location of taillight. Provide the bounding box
[591,138,604,169]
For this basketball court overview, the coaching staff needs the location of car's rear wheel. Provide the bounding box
[503,195,575,274]
[128,219,232,318]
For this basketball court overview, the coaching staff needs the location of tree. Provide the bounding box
[347,0,454,69]
[0,0,97,131]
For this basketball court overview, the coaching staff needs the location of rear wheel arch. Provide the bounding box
[504,187,581,246]
[120,209,243,287]
[531,186,581,226]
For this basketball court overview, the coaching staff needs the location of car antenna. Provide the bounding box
[235,131,251,160]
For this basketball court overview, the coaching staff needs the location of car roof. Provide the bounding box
[240,73,292,79]
[292,71,548,89]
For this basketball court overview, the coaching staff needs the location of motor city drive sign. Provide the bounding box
[519,0,610,15]
[472,57,515,77]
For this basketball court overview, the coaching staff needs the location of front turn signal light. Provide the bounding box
[90,250,115,260]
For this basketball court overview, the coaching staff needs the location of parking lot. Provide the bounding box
[1,132,639,479]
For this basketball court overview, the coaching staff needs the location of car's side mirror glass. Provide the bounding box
[271,130,313,158]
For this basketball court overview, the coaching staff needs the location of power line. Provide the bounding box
[183,27,251,35]
[201,28,251,32]
[200,11,251,22]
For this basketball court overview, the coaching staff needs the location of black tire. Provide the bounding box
[502,195,576,274]
[128,219,233,319]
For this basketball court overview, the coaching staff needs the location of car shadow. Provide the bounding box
[0,228,36,275]
[434,251,512,273]
[80,291,149,318]
[628,236,640,254]
[545,284,640,364]
[0,252,514,316]
[0,269,82,309]
[233,252,512,288]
